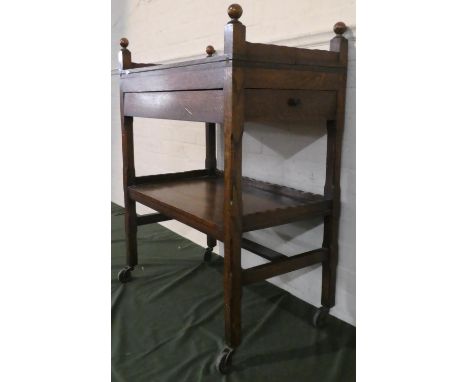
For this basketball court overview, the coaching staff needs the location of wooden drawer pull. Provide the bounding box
[287,98,301,107]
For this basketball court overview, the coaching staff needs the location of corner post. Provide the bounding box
[321,23,348,310]
[118,37,132,71]
[205,44,218,260]
[222,4,246,350]
[119,38,138,282]
[204,120,217,259]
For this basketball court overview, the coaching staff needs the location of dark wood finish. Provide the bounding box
[321,25,348,309]
[224,6,246,59]
[120,56,345,94]
[136,213,172,226]
[124,91,224,123]
[120,38,129,48]
[333,21,347,35]
[242,248,328,286]
[119,38,157,70]
[227,4,243,21]
[245,89,336,122]
[119,41,139,269]
[127,173,330,240]
[241,238,287,262]
[121,116,138,267]
[207,235,217,249]
[117,7,349,364]
[241,175,325,201]
[244,67,344,90]
[121,55,228,73]
[243,199,332,232]
[206,122,217,250]
[331,25,348,65]
[222,13,246,348]
[129,179,222,239]
[118,39,132,70]
[205,123,217,173]
[120,61,227,93]
[134,169,211,186]
[245,42,342,67]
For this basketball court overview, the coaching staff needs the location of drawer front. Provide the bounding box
[245,89,337,123]
[124,90,224,123]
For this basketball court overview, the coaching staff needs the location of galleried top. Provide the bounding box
[117,3,349,94]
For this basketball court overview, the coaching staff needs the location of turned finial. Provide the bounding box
[118,37,132,70]
[227,4,243,22]
[333,22,347,35]
[206,45,215,57]
[120,37,129,49]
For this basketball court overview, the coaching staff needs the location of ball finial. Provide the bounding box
[120,37,129,49]
[206,45,215,57]
[227,4,243,21]
[333,22,347,35]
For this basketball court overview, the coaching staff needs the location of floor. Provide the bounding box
[111,203,355,381]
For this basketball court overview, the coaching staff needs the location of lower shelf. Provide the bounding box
[128,171,332,240]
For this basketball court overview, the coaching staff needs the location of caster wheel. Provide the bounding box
[216,347,234,374]
[312,306,330,328]
[118,266,133,283]
[203,247,213,262]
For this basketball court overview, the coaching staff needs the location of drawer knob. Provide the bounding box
[287,98,301,107]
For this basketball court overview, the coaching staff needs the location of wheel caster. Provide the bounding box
[203,247,213,262]
[312,306,330,328]
[118,266,133,283]
[216,347,234,374]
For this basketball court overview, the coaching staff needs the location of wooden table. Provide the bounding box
[117,4,348,374]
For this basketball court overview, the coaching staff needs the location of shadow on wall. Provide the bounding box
[244,121,326,160]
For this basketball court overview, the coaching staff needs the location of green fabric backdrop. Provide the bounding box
[111,203,355,381]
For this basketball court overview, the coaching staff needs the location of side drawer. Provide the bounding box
[245,89,337,123]
[124,90,224,123]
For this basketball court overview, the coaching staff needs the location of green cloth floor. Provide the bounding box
[111,203,355,381]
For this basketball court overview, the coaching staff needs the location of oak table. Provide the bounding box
[117,4,348,374]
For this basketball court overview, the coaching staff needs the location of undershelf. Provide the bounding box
[128,170,332,240]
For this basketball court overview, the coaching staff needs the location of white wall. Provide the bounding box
[111,0,356,325]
